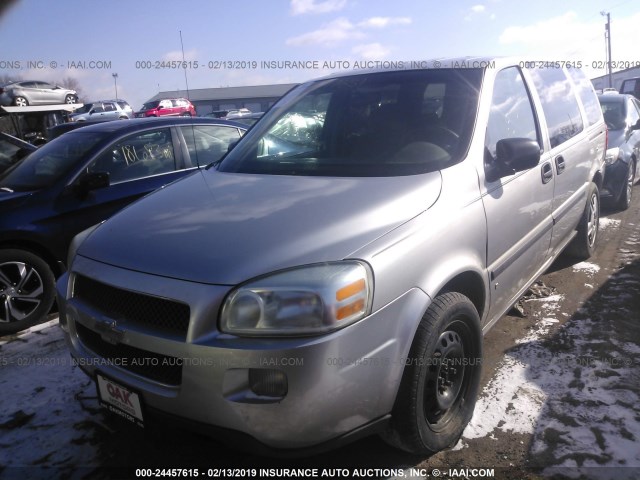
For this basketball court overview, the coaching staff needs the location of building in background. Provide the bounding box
[145,83,298,116]
[591,66,640,92]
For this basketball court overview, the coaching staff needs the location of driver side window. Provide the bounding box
[485,67,539,160]
[88,128,176,183]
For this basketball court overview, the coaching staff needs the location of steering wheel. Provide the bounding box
[404,125,460,154]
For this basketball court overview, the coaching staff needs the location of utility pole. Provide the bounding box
[601,11,613,88]
[180,31,190,100]
[112,73,119,100]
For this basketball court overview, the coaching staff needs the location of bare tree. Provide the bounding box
[0,73,21,85]
[58,76,86,103]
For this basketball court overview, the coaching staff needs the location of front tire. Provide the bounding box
[383,292,482,455]
[615,161,635,211]
[13,96,28,107]
[567,182,600,259]
[65,94,76,104]
[0,250,56,334]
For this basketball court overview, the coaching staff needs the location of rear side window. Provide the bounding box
[566,68,602,127]
[485,67,539,160]
[181,125,242,166]
[529,68,584,149]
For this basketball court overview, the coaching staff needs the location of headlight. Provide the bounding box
[220,261,373,336]
[604,147,620,165]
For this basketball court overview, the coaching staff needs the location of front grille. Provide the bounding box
[73,275,190,338]
[76,323,183,386]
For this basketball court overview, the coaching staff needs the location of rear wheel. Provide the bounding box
[13,96,28,107]
[382,292,482,455]
[181,112,192,117]
[0,250,56,334]
[615,160,635,211]
[567,182,599,259]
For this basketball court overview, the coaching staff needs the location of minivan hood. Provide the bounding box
[78,170,442,284]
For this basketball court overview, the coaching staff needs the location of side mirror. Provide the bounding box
[75,172,110,194]
[485,138,541,182]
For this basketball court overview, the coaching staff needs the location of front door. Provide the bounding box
[479,67,555,323]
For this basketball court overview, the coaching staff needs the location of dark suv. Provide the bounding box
[0,117,246,333]
[620,77,640,100]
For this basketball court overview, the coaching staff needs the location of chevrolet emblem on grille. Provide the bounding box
[94,319,125,345]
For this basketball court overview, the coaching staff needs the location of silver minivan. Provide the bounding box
[58,57,606,455]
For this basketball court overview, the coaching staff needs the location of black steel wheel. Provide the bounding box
[383,292,482,455]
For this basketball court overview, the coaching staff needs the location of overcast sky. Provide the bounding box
[1,0,639,110]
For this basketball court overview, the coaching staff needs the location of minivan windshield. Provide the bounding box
[219,69,483,177]
[0,131,107,191]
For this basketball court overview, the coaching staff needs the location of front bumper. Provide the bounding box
[58,255,429,449]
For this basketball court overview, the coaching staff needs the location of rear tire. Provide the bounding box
[382,292,482,455]
[566,182,599,259]
[615,161,634,211]
[0,249,56,334]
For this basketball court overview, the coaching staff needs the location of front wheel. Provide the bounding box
[566,182,600,259]
[382,292,482,455]
[13,96,28,107]
[65,94,76,104]
[615,161,635,211]
[0,249,56,334]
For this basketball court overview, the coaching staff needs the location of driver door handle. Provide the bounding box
[541,162,553,184]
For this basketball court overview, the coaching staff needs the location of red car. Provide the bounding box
[135,98,195,117]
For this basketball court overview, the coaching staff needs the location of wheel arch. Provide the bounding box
[0,239,63,277]
[592,169,603,192]
[436,271,487,321]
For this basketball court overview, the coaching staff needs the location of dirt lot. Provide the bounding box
[1,188,639,480]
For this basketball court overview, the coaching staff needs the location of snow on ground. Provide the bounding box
[571,262,601,275]
[599,218,621,230]
[0,319,102,474]
[462,259,640,478]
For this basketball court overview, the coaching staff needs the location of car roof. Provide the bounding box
[598,93,630,102]
[62,117,247,134]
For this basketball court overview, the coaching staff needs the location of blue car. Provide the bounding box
[0,117,246,333]
[598,93,640,210]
